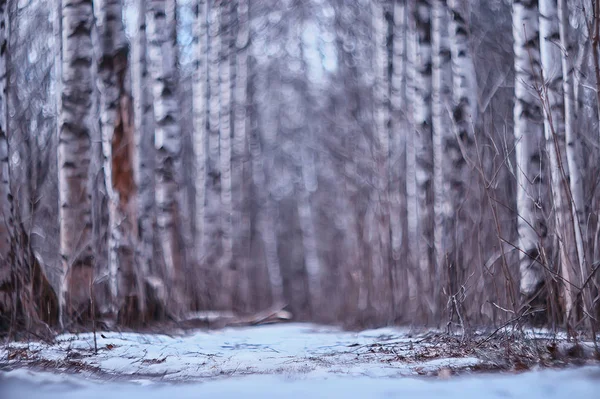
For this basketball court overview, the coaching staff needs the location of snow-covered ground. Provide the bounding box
[1,323,599,398]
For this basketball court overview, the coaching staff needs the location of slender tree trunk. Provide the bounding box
[95,0,140,320]
[432,0,452,323]
[193,0,207,264]
[204,3,220,258]
[0,0,11,315]
[512,0,548,301]
[370,0,394,321]
[557,0,588,322]
[146,0,186,310]
[232,0,251,310]
[446,0,478,326]
[219,1,234,307]
[405,0,420,317]
[58,0,95,326]
[389,0,408,316]
[132,0,158,302]
[203,3,222,304]
[411,0,435,320]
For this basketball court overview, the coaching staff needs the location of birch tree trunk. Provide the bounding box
[370,0,394,320]
[432,0,452,322]
[405,0,420,316]
[219,1,234,307]
[193,0,207,263]
[58,0,95,325]
[557,0,588,321]
[146,0,185,309]
[203,3,222,303]
[232,0,252,309]
[0,0,11,314]
[411,0,435,319]
[95,0,140,319]
[446,0,478,324]
[132,0,157,299]
[389,0,408,313]
[512,0,548,301]
[390,0,406,256]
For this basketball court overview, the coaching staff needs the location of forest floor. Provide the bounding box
[0,322,599,398]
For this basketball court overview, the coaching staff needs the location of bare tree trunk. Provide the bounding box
[232,0,251,310]
[557,0,588,322]
[58,0,95,326]
[146,0,186,311]
[203,3,222,304]
[411,0,435,320]
[432,0,452,323]
[219,1,234,308]
[132,0,158,305]
[446,0,478,326]
[95,0,140,321]
[193,0,207,264]
[389,0,408,316]
[0,0,11,315]
[370,0,393,321]
[405,0,420,317]
[512,0,548,302]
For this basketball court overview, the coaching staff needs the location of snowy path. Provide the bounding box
[1,323,599,398]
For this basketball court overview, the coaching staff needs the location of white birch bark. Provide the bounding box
[557,0,588,319]
[405,0,420,314]
[58,0,95,325]
[0,0,11,311]
[146,0,185,307]
[390,0,406,264]
[95,0,139,317]
[219,1,234,304]
[432,0,452,320]
[446,0,478,320]
[203,4,221,272]
[232,0,251,307]
[371,0,394,318]
[193,0,207,262]
[132,0,156,286]
[412,0,435,316]
[512,0,548,298]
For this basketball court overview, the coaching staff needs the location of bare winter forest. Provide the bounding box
[1,0,600,340]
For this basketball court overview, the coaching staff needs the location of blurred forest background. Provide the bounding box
[0,0,600,338]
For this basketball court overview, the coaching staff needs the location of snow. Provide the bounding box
[1,366,599,398]
[1,323,599,398]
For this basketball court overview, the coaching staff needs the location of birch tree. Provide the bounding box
[0,0,10,313]
[203,3,222,293]
[431,0,452,320]
[193,0,207,263]
[557,0,588,321]
[146,0,185,308]
[58,0,95,325]
[219,1,234,305]
[512,0,548,301]
[389,0,408,312]
[370,0,394,319]
[132,0,156,295]
[390,0,406,263]
[95,0,139,318]
[446,0,478,321]
[410,0,435,318]
[232,0,252,308]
